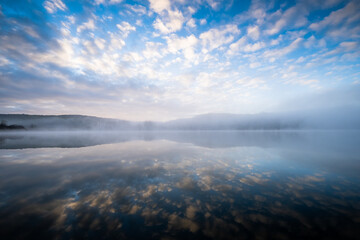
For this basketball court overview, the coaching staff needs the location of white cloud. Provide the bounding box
[200,24,240,53]
[143,42,164,60]
[339,41,358,50]
[309,2,359,31]
[166,34,199,62]
[266,5,308,35]
[116,21,136,37]
[95,0,123,5]
[94,38,106,50]
[149,0,171,14]
[123,52,143,63]
[318,0,344,9]
[264,38,303,59]
[153,10,185,34]
[237,77,265,88]
[31,38,78,69]
[82,40,98,55]
[77,19,96,33]
[327,24,360,39]
[206,0,221,10]
[149,0,187,35]
[227,36,247,55]
[270,38,280,46]
[135,19,143,26]
[167,35,198,53]
[266,17,286,35]
[61,28,70,36]
[249,62,261,69]
[188,6,196,14]
[67,16,75,24]
[244,42,265,52]
[23,26,40,39]
[200,19,207,25]
[128,4,147,15]
[95,0,105,4]
[295,56,306,63]
[109,33,126,50]
[252,8,266,25]
[304,36,326,49]
[0,56,10,66]
[284,78,319,87]
[186,19,196,28]
[244,0,267,25]
[43,0,67,14]
[109,0,123,4]
[247,25,260,40]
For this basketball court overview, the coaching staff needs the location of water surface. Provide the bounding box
[0,131,359,239]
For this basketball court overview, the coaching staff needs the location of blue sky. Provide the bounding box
[0,0,359,121]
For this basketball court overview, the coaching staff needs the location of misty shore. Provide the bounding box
[1,107,360,131]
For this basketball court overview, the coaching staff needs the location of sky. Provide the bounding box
[0,0,359,121]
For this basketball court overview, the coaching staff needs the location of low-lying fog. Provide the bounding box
[1,105,360,131]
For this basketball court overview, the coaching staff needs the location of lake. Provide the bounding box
[0,131,359,239]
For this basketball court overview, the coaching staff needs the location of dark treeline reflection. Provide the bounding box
[0,131,360,239]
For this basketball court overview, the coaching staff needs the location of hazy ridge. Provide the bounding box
[1,106,360,131]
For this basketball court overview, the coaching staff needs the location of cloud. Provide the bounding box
[237,77,265,88]
[227,37,265,54]
[304,36,326,49]
[284,79,319,87]
[127,4,147,15]
[227,36,247,55]
[244,42,265,52]
[339,41,358,50]
[94,38,106,50]
[142,42,164,60]
[149,0,171,14]
[153,9,185,34]
[43,0,67,14]
[200,25,240,53]
[265,4,308,35]
[116,21,136,37]
[206,0,221,10]
[263,38,303,59]
[308,1,360,39]
[309,2,360,31]
[0,56,10,66]
[77,19,96,33]
[247,25,260,40]
[95,0,123,5]
[166,34,199,62]
[105,35,124,55]
[109,0,123,4]
[186,18,196,28]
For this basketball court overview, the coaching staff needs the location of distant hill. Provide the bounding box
[162,113,302,130]
[0,114,139,130]
[162,106,360,130]
[0,121,26,130]
[1,106,360,131]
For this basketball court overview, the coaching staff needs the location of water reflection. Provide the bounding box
[0,131,359,239]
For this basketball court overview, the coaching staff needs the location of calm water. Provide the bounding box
[0,131,360,239]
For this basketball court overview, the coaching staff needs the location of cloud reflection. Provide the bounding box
[0,136,359,239]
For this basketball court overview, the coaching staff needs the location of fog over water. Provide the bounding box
[1,104,360,131]
[0,130,360,239]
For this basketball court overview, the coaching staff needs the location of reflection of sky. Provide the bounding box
[0,137,360,239]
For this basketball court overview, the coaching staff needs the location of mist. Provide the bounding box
[1,106,360,131]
